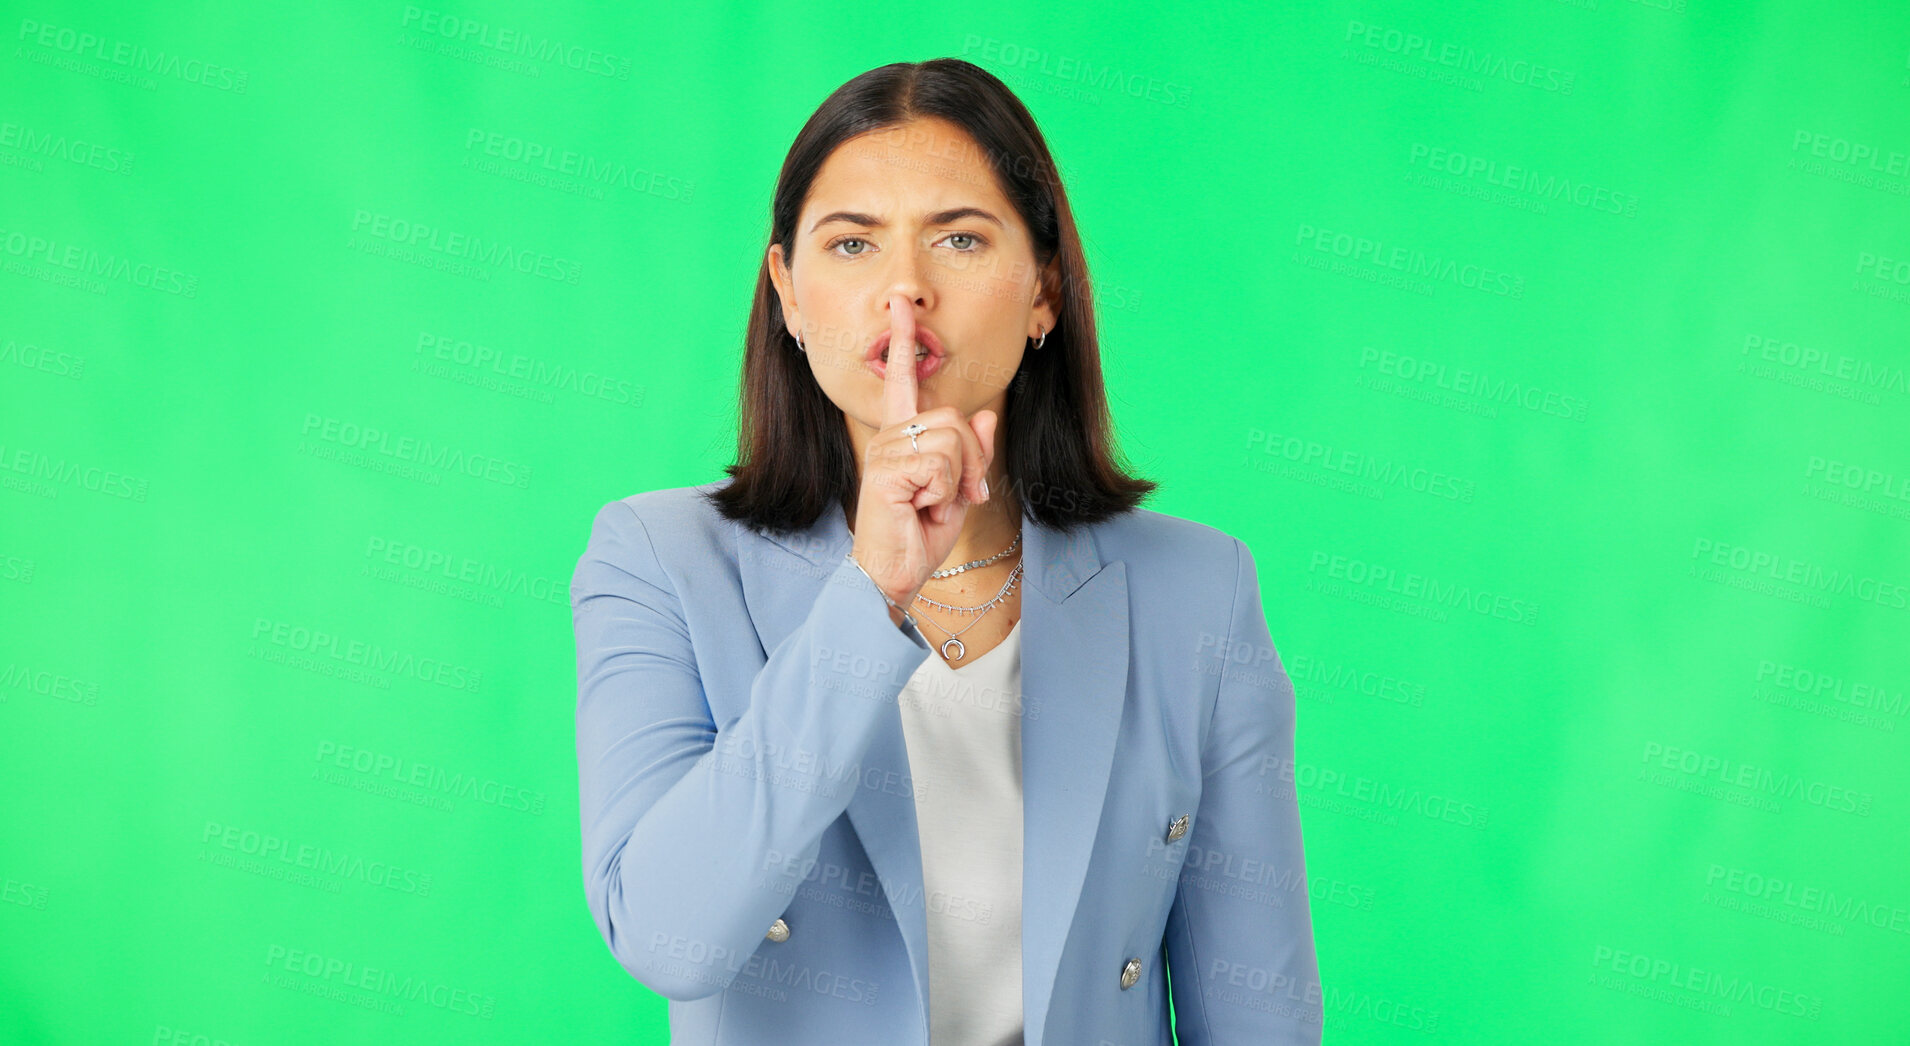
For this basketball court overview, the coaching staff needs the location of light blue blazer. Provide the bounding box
[572,480,1323,1045]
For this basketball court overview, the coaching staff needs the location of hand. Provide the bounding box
[852,293,998,614]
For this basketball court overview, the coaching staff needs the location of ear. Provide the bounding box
[766,242,800,337]
[1030,257,1062,338]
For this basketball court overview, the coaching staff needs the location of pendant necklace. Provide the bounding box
[912,557,1023,661]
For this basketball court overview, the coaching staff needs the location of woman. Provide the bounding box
[573,59,1322,1046]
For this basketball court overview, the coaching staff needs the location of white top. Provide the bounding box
[897,619,1025,1046]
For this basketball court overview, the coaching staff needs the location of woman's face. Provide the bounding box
[768,116,1058,436]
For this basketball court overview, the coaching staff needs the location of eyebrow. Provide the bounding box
[808,206,1005,235]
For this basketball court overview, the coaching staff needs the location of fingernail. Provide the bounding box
[980,477,990,501]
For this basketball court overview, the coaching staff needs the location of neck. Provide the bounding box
[934,494,1023,573]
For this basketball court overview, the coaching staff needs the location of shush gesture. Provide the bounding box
[851,293,999,614]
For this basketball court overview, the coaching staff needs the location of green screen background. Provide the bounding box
[3,1,1904,1043]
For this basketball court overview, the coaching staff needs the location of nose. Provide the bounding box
[886,290,924,319]
[884,249,930,315]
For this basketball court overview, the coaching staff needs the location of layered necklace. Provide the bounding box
[913,532,1022,661]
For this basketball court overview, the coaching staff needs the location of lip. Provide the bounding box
[865,325,948,381]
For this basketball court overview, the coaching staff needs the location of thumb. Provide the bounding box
[970,409,1000,503]
[971,409,999,461]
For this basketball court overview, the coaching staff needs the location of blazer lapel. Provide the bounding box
[1018,515,1129,1046]
[736,499,1130,1046]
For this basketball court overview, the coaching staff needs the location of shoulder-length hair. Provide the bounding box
[705,58,1157,536]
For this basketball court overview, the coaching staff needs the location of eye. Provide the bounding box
[821,232,990,259]
[824,236,872,258]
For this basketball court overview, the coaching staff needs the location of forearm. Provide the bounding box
[578,539,931,1000]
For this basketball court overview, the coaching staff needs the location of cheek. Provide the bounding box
[944,347,1023,397]
[793,279,862,357]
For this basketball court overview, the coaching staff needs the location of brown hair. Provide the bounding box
[705,58,1157,535]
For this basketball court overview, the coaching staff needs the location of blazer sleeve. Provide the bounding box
[571,499,933,1001]
[1162,536,1324,1044]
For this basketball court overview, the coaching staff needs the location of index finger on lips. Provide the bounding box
[881,292,919,429]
